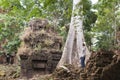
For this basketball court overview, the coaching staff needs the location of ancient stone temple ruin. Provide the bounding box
[17,19,62,77]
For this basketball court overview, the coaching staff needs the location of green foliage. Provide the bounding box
[0,14,23,54]
[0,0,119,53]
[82,0,97,47]
[0,0,73,54]
[91,0,120,50]
[95,34,113,50]
[0,0,97,53]
[59,26,68,41]
[3,37,21,54]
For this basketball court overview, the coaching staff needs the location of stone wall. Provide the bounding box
[80,50,120,80]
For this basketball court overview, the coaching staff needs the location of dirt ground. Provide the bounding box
[0,64,20,80]
[0,64,52,80]
[0,64,80,80]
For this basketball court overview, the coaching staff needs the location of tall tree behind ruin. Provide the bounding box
[57,0,90,68]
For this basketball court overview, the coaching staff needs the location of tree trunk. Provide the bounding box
[57,15,75,67]
[57,0,90,68]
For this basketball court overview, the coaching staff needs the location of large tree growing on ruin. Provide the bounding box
[57,0,90,68]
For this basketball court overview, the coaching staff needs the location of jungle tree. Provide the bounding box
[57,0,91,68]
